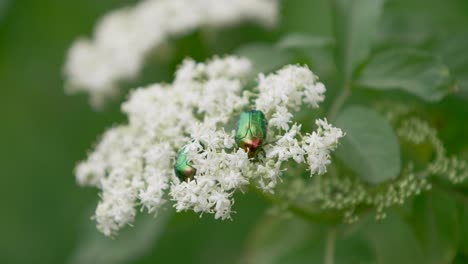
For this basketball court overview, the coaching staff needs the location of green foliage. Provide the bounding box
[357,49,455,101]
[432,33,468,99]
[240,215,325,264]
[240,215,377,264]
[363,211,426,264]
[409,192,460,263]
[335,106,401,184]
[276,33,334,50]
[332,0,384,82]
[276,33,336,78]
[235,43,293,74]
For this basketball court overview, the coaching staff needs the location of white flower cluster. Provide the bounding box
[76,56,250,235]
[256,65,326,130]
[64,0,279,108]
[247,66,343,191]
[170,125,250,220]
[75,55,344,236]
[303,119,345,175]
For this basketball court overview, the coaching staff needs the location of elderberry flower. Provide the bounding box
[64,0,279,108]
[75,55,343,236]
[303,119,344,175]
[255,65,326,124]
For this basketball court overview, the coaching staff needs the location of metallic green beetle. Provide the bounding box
[235,110,268,158]
[174,146,196,182]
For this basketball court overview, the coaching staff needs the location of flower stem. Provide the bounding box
[324,227,337,264]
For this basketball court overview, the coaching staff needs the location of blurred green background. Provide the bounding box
[1,0,467,263]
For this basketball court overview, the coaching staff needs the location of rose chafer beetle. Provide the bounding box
[174,146,196,182]
[235,110,268,158]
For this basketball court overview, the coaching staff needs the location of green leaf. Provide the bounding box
[433,33,468,100]
[356,49,455,101]
[335,106,401,184]
[235,43,294,75]
[240,214,376,264]
[409,192,459,263]
[280,0,333,36]
[240,215,324,264]
[335,228,376,264]
[332,0,384,82]
[68,210,171,264]
[276,34,334,50]
[275,33,336,78]
[274,33,336,78]
[363,211,425,264]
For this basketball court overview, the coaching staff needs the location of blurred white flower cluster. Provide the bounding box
[64,0,279,108]
[75,55,343,236]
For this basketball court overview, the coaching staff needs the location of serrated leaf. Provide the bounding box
[68,210,171,264]
[335,106,401,184]
[235,43,294,75]
[356,49,455,101]
[332,0,384,82]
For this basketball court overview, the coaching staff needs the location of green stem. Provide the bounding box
[328,82,351,121]
[324,227,337,264]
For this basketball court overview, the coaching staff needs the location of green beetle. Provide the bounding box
[174,146,196,182]
[235,110,268,158]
